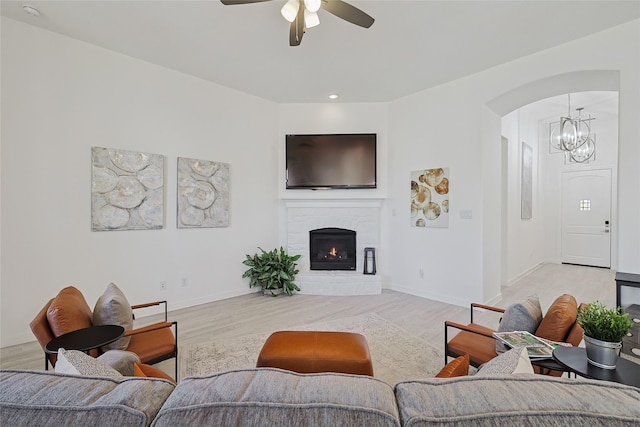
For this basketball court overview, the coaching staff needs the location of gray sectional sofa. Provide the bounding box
[2,367,640,426]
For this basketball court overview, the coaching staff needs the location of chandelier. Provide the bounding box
[549,94,596,163]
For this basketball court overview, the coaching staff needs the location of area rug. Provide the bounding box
[179,313,444,385]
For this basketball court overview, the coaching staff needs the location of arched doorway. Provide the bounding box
[486,71,620,288]
[500,91,618,285]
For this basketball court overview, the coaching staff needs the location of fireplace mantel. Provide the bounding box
[284,198,383,295]
[283,198,384,209]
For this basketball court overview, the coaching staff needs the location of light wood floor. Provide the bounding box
[0,263,616,375]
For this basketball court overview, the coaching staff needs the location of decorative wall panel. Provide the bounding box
[177,157,230,228]
[92,147,164,231]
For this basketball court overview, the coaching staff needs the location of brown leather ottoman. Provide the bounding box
[256,331,374,376]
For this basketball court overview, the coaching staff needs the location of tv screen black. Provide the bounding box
[286,133,377,189]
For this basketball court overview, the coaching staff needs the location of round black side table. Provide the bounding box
[46,324,125,355]
[552,347,640,388]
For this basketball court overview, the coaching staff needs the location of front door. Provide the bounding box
[561,169,611,268]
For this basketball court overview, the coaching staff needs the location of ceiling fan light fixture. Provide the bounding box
[220,0,375,46]
[304,0,321,13]
[304,9,320,28]
[281,0,299,23]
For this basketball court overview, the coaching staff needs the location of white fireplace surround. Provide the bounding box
[285,199,383,295]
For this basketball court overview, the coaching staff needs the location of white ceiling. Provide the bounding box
[2,1,639,104]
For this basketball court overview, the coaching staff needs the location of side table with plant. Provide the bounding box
[242,247,301,296]
[576,301,633,369]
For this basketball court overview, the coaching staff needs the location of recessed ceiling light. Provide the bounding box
[329,94,339,100]
[22,5,41,17]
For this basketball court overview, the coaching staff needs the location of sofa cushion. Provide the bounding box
[475,347,533,376]
[495,295,542,353]
[435,354,469,378]
[394,375,640,426]
[152,368,400,427]
[535,294,578,342]
[0,369,175,427]
[55,348,123,379]
[46,286,93,337]
[93,282,133,351]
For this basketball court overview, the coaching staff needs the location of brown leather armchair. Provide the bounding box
[30,286,178,379]
[444,294,585,376]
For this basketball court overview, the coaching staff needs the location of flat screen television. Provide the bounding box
[286,133,377,189]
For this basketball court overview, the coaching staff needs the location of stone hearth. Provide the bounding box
[285,199,382,295]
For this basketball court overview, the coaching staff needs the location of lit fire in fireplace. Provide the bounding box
[309,228,356,270]
[321,246,346,260]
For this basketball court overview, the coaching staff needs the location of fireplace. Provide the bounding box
[309,228,356,271]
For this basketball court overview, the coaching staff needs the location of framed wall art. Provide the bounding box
[91,147,164,231]
[410,167,449,228]
[177,157,230,228]
[521,141,533,219]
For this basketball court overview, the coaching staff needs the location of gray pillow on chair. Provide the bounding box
[495,295,543,353]
[93,283,133,351]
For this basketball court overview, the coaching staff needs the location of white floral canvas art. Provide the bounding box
[91,147,164,231]
[177,157,230,228]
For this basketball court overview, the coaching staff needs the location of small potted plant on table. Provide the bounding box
[242,247,301,296]
[577,301,633,369]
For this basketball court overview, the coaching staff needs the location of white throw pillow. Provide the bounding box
[55,348,123,379]
[476,347,534,376]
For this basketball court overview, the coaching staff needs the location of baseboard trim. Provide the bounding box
[505,262,545,287]
[389,284,469,308]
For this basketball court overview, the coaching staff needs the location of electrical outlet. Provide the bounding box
[419,268,424,279]
[181,277,188,287]
[160,281,167,291]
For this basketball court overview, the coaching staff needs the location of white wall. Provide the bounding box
[1,18,280,347]
[2,16,639,347]
[387,20,640,306]
[388,83,486,306]
[277,103,391,284]
[501,109,547,284]
[277,103,389,200]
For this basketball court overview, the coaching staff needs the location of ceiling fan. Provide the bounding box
[220,0,375,46]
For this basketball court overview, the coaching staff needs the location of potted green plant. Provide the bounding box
[576,301,633,369]
[242,247,301,296]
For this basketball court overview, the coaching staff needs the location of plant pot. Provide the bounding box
[584,335,622,369]
[262,287,283,296]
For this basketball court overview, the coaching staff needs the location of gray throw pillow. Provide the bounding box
[495,295,542,353]
[476,347,534,376]
[93,282,133,351]
[97,350,140,376]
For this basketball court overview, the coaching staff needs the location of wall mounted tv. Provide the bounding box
[286,133,377,190]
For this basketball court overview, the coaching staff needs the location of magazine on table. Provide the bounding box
[493,331,571,360]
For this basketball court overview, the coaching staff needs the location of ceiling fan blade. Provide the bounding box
[220,0,274,5]
[321,0,374,28]
[289,5,305,46]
